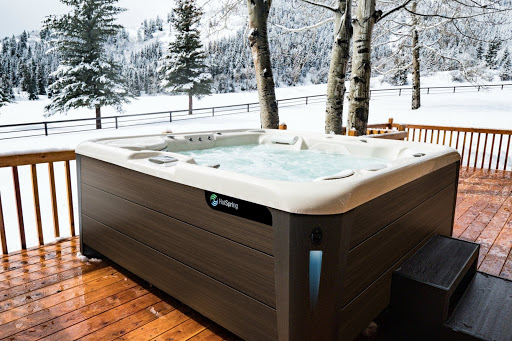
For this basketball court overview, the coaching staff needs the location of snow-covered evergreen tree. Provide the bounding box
[476,42,485,61]
[159,0,212,115]
[43,0,131,129]
[501,52,512,81]
[0,78,11,112]
[485,41,502,69]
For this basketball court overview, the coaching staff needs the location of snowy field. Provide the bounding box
[0,76,511,252]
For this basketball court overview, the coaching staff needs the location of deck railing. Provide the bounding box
[405,125,512,171]
[0,151,76,254]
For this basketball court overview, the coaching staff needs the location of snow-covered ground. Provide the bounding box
[0,76,511,252]
[1,77,511,155]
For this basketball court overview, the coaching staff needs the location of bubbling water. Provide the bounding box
[179,144,386,182]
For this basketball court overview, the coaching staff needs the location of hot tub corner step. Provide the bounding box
[444,272,512,341]
[390,235,479,339]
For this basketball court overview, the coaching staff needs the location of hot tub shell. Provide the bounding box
[77,129,460,340]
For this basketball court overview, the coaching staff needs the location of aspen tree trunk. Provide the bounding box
[95,105,102,129]
[325,0,352,134]
[347,0,377,136]
[247,0,279,129]
[411,1,421,110]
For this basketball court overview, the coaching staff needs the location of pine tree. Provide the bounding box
[44,0,131,129]
[28,63,39,100]
[159,0,212,115]
[0,78,12,111]
[501,52,512,81]
[500,49,510,68]
[485,41,502,69]
[476,42,484,61]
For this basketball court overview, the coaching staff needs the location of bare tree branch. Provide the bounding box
[272,17,335,32]
[403,6,511,20]
[377,0,414,23]
[300,0,338,12]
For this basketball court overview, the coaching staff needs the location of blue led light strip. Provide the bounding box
[309,250,323,309]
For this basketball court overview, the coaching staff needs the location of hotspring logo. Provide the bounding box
[210,194,219,207]
[209,193,239,210]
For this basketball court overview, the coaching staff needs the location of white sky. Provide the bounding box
[0,0,173,38]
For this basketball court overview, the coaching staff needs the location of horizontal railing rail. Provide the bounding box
[0,151,76,254]
[0,83,510,140]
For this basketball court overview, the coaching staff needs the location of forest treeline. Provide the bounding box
[1,1,510,102]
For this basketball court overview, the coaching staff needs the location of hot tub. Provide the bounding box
[76,129,460,341]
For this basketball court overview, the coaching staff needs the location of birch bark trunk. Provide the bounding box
[347,0,377,136]
[411,1,421,110]
[325,0,352,134]
[247,0,279,129]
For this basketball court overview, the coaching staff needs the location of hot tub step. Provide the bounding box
[444,272,512,341]
[390,235,479,339]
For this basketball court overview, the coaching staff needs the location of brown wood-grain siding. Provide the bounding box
[80,156,274,255]
[338,217,453,340]
[341,183,456,307]
[81,215,277,341]
[349,163,458,249]
[81,184,276,308]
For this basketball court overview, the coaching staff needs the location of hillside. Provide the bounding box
[0,0,511,103]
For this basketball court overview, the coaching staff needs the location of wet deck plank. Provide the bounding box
[0,167,511,340]
[455,167,512,278]
[0,238,239,341]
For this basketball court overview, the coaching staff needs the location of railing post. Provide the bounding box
[212,108,215,117]
[247,104,250,112]
[427,88,430,94]
[64,160,75,237]
[399,89,402,96]
[115,117,118,129]
[502,85,504,90]
[170,112,173,122]
[453,87,456,93]
[44,122,48,136]
[12,166,26,249]
[30,165,44,246]
[48,162,60,238]
[0,192,7,254]
[306,97,308,105]
[478,86,480,92]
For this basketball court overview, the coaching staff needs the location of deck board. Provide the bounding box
[0,167,511,340]
[456,168,512,278]
[0,239,239,340]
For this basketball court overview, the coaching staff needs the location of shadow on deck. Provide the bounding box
[1,166,511,340]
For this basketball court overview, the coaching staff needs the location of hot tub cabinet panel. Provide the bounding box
[270,164,458,341]
[77,129,461,341]
[80,215,278,340]
[80,156,274,255]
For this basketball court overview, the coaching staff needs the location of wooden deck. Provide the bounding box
[455,167,512,279]
[0,238,240,340]
[0,166,511,340]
